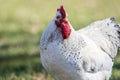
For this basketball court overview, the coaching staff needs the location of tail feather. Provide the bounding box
[79,17,120,59]
[114,23,120,48]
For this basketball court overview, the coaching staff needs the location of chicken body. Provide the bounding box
[40,6,120,80]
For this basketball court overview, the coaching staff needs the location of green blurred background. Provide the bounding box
[0,0,120,80]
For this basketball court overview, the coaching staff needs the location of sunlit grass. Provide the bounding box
[0,0,120,80]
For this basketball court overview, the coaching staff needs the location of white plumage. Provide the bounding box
[40,6,120,80]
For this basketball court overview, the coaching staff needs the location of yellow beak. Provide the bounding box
[63,17,68,21]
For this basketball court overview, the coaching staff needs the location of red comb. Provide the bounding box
[57,6,66,18]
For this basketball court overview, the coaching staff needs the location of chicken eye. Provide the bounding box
[56,16,61,19]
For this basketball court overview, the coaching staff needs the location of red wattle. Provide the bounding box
[61,21,71,39]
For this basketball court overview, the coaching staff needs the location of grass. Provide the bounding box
[0,0,120,80]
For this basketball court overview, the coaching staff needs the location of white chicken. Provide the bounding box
[40,6,120,80]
